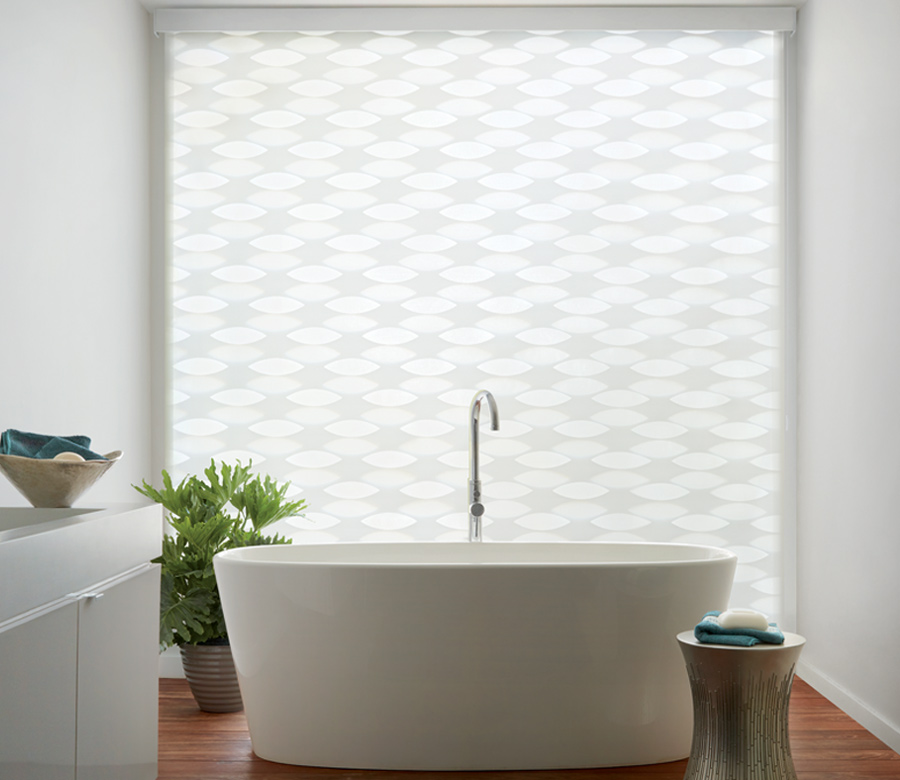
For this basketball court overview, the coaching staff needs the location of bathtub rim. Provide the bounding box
[215,540,738,569]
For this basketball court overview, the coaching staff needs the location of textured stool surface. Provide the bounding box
[677,630,806,780]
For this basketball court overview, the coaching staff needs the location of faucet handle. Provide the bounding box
[469,502,485,518]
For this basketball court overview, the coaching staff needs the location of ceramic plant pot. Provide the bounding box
[180,642,243,713]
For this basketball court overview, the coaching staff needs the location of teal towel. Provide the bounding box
[0,429,105,461]
[694,611,785,646]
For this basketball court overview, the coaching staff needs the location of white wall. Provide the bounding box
[0,0,153,505]
[796,0,900,751]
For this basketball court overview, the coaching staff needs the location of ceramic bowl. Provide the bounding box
[0,450,123,508]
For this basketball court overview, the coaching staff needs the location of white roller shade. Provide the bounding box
[166,25,787,618]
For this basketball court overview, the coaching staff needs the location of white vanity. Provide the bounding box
[0,504,162,780]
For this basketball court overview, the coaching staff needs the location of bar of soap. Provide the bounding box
[53,451,85,462]
[718,608,769,631]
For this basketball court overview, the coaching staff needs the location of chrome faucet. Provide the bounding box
[468,389,499,542]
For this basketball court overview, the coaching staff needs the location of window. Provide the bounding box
[163,8,792,619]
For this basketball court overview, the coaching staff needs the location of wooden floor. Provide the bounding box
[158,677,900,780]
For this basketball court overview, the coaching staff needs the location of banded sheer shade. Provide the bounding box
[167,25,785,615]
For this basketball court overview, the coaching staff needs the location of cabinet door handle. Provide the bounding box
[67,592,105,601]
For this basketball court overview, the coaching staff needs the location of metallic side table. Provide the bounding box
[676,630,806,780]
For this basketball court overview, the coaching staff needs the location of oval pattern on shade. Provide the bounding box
[169,27,783,618]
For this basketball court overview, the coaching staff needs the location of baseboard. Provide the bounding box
[159,646,184,678]
[798,659,900,753]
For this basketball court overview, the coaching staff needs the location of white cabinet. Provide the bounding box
[0,599,78,780]
[0,505,161,780]
[76,565,160,780]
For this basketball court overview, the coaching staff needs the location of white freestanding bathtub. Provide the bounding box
[214,541,736,771]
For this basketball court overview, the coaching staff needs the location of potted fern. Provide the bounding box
[134,460,306,712]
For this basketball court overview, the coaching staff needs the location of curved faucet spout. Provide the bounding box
[468,389,499,542]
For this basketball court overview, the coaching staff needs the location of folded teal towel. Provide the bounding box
[0,429,105,461]
[694,611,785,646]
